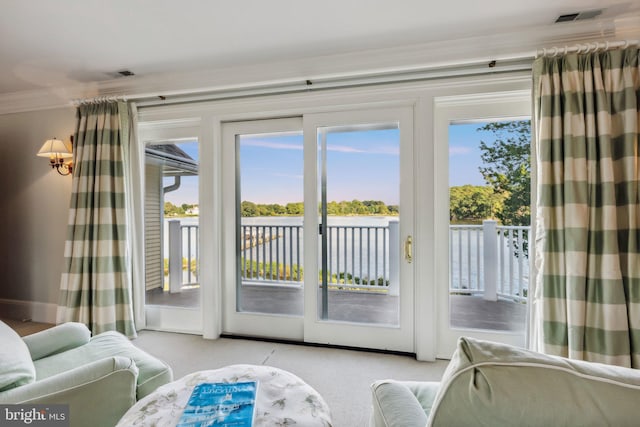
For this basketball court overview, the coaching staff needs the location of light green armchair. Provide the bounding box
[371,337,640,427]
[0,320,172,427]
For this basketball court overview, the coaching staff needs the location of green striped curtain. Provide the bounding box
[533,47,639,367]
[57,101,136,338]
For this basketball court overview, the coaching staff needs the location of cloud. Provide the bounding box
[326,144,399,155]
[271,172,303,180]
[241,139,303,151]
[449,146,472,155]
[241,137,399,155]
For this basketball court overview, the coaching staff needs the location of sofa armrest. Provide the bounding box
[0,356,138,403]
[370,380,431,427]
[22,322,91,361]
[0,356,139,427]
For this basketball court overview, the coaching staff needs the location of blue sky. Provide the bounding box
[448,122,507,187]
[163,123,495,205]
[240,128,400,205]
[162,141,199,206]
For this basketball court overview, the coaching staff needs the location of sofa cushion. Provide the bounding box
[33,330,172,399]
[429,337,640,427]
[0,321,36,392]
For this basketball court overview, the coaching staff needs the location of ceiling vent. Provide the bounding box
[106,70,136,79]
[555,9,603,23]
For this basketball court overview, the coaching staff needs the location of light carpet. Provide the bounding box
[133,330,449,427]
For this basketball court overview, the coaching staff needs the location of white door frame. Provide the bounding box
[135,72,532,358]
[137,118,204,334]
[220,107,415,353]
[221,117,305,340]
[302,107,415,353]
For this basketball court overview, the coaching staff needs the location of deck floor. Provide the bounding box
[146,285,526,332]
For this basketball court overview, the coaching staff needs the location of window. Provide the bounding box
[434,90,531,356]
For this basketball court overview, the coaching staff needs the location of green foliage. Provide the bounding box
[285,202,304,215]
[241,258,303,281]
[477,120,531,226]
[449,185,505,222]
[238,258,388,288]
[164,202,198,217]
[320,270,388,287]
[163,258,197,275]
[164,202,181,216]
[240,199,398,217]
[241,201,258,217]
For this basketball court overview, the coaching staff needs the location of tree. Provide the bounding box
[478,121,531,226]
[286,202,304,215]
[449,185,504,222]
[241,201,258,217]
[240,199,398,216]
[164,202,181,216]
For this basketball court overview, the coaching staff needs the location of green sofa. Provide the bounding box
[0,320,172,427]
[371,337,640,427]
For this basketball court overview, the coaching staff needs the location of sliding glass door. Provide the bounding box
[222,118,305,339]
[303,108,414,352]
[222,107,414,352]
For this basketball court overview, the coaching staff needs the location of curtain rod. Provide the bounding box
[72,95,128,106]
[75,39,639,109]
[134,57,534,108]
[536,39,639,58]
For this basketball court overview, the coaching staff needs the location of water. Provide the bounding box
[449,228,530,298]
[164,216,396,283]
[164,217,529,297]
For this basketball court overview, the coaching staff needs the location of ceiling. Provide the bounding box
[1,0,639,103]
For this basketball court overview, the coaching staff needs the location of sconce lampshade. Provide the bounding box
[37,138,73,175]
[37,139,73,158]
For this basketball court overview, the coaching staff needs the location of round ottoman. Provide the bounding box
[116,364,332,426]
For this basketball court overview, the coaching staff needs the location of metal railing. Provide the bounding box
[166,219,529,301]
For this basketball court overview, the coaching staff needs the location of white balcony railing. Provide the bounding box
[238,222,399,294]
[167,220,199,293]
[449,220,529,302]
[166,219,529,302]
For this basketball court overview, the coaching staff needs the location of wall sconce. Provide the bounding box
[37,137,73,176]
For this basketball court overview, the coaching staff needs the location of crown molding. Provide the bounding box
[0,17,638,116]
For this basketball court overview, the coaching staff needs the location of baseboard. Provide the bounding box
[0,299,57,323]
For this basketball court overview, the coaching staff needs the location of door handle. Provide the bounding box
[404,235,413,263]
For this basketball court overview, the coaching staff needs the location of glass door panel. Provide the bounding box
[448,120,529,333]
[222,109,414,352]
[144,139,200,308]
[317,124,400,326]
[434,94,530,357]
[303,107,414,353]
[222,118,304,340]
[236,131,304,317]
[139,119,203,334]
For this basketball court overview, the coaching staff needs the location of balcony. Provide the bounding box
[146,219,528,331]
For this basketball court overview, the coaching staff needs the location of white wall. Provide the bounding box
[0,107,75,320]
